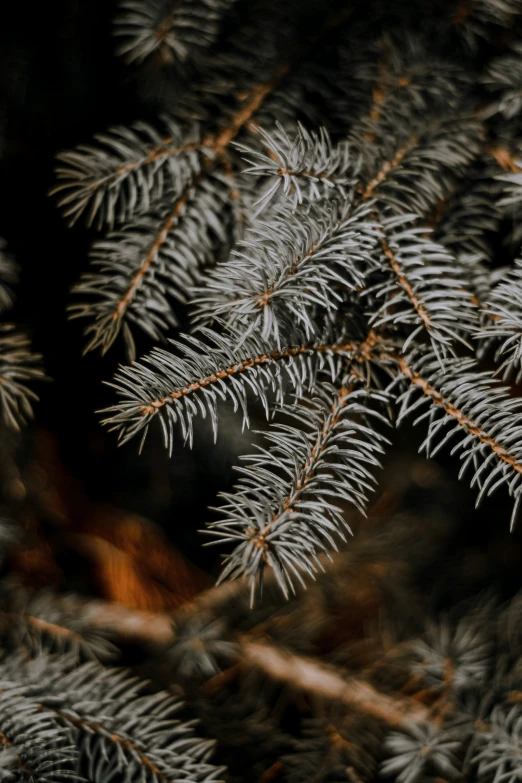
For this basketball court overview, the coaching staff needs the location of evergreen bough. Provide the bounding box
[6,2,522,782]
[50,0,522,596]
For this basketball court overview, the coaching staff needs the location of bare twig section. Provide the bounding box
[77,576,252,644]
[397,356,522,475]
[76,600,174,645]
[241,639,429,727]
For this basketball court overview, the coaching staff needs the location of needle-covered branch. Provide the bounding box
[192,200,379,344]
[103,329,388,452]
[392,351,522,526]
[368,216,479,360]
[115,0,238,69]
[207,377,389,597]
[236,123,359,215]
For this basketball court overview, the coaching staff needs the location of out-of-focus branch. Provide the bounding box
[24,591,428,728]
[241,639,428,727]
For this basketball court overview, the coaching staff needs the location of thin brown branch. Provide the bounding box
[247,381,358,554]
[241,639,429,727]
[363,37,394,141]
[360,136,418,200]
[27,615,85,645]
[138,336,382,417]
[212,62,293,154]
[398,355,522,475]
[110,139,205,185]
[112,171,202,322]
[380,234,432,330]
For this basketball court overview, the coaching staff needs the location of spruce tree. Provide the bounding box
[4,1,522,781]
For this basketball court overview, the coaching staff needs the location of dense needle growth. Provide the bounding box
[4,1,522,781]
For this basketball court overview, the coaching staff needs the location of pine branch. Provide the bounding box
[0,684,79,783]
[235,123,358,215]
[115,0,238,68]
[483,43,522,120]
[475,260,522,381]
[0,325,44,430]
[102,329,387,452]
[411,614,493,696]
[207,376,389,597]
[61,8,357,353]
[381,722,463,783]
[392,351,522,527]
[192,200,379,344]
[4,653,225,783]
[434,157,504,263]
[473,705,522,783]
[368,216,478,360]
[359,116,482,219]
[55,7,354,230]
[52,119,204,228]
[69,172,229,358]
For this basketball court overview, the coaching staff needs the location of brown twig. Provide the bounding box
[360,137,418,201]
[397,355,522,476]
[137,336,383,417]
[112,172,203,323]
[241,639,429,727]
[380,234,432,330]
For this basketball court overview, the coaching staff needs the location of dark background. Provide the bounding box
[1,0,521,598]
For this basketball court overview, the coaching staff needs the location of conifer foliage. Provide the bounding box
[6,1,522,782]
[51,0,522,596]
